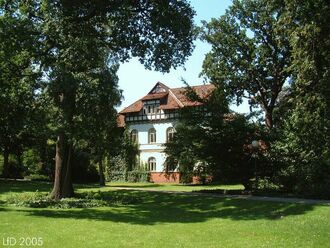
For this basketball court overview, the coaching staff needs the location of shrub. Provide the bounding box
[5,191,51,208]
[0,155,3,176]
[24,174,50,182]
[126,171,150,182]
[22,149,43,175]
[5,190,139,208]
[105,155,127,182]
[7,154,25,179]
[105,155,150,183]
[106,171,127,182]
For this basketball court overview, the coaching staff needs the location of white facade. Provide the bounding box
[128,121,177,172]
[119,82,214,175]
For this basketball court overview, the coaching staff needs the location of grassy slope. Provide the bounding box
[0,180,329,248]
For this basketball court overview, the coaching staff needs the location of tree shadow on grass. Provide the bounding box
[0,179,52,196]
[14,190,317,225]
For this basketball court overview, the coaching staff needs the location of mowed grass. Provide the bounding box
[0,180,329,248]
[106,181,244,191]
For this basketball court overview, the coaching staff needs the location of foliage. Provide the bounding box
[201,0,291,128]
[0,155,3,175]
[199,0,329,197]
[165,87,256,188]
[105,154,150,183]
[5,190,139,208]
[267,0,330,198]
[0,7,43,177]
[105,128,141,182]
[22,149,44,176]
[24,174,50,182]
[0,0,196,198]
[126,170,150,183]
[71,149,99,183]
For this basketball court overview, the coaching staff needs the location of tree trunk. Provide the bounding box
[98,158,105,186]
[50,133,65,200]
[265,110,273,129]
[50,133,74,200]
[2,147,9,178]
[50,86,76,200]
[62,143,74,197]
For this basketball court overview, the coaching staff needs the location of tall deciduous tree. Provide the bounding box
[0,8,41,177]
[165,87,256,188]
[271,0,330,197]
[75,65,122,186]
[201,0,291,129]
[3,0,195,199]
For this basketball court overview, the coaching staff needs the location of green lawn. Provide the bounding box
[106,182,244,191]
[0,180,329,248]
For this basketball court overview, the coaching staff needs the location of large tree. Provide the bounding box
[2,0,195,199]
[75,65,122,186]
[201,0,291,129]
[0,8,41,177]
[165,87,256,188]
[270,0,330,197]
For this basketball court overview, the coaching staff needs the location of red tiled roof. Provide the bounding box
[170,84,215,107]
[119,100,143,114]
[141,92,168,101]
[119,82,215,114]
[159,92,181,110]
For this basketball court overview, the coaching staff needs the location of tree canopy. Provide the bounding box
[201,0,291,129]
[0,0,196,199]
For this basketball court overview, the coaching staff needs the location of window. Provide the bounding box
[148,128,156,143]
[130,129,138,143]
[166,127,175,142]
[148,157,156,171]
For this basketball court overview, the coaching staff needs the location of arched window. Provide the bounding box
[148,128,156,143]
[166,127,175,142]
[130,129,138,143]
[148,157,156,171]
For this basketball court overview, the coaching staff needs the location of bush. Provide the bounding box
[5,191,51,208]
[22,149,43,175]
[106,171,127,182]
[105,170,150,183]
[126,171,150,182]
[0,155,3,176]
[105,155,127,181]
[7,154,25,179]
[24,174,50,182]
[105,155,149,182]
[5,190,139,208]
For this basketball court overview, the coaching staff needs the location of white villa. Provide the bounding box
[118,82,214,183]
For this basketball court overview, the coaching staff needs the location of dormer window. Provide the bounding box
[143,100,160,115]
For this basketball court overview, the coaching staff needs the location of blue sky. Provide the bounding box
[117,0,249,113]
